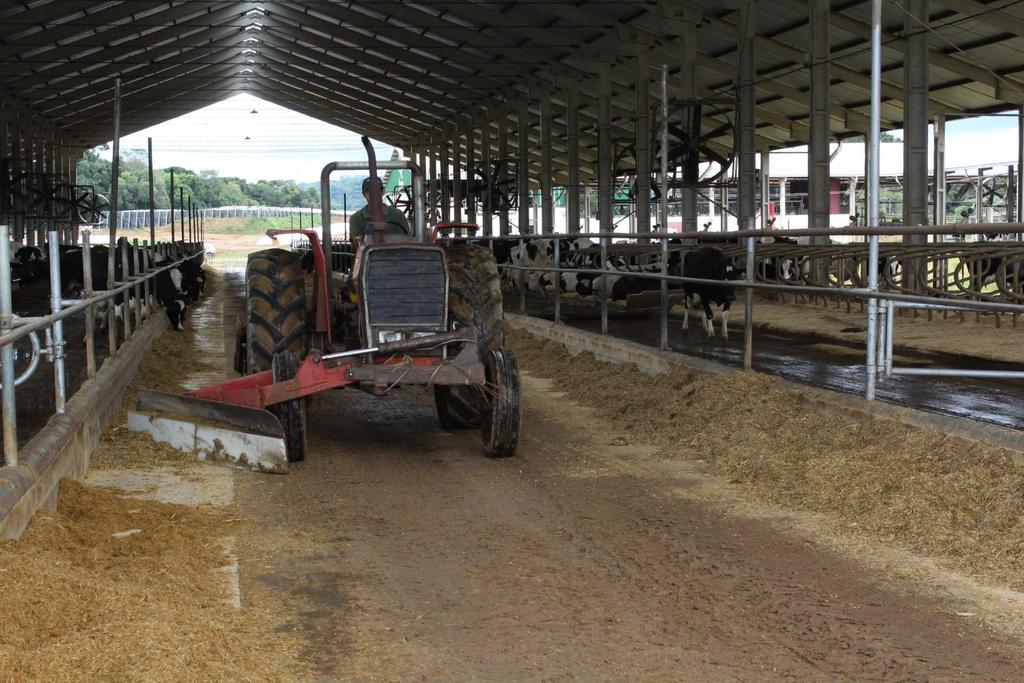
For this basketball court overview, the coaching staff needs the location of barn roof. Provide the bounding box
[3,0,1024,180]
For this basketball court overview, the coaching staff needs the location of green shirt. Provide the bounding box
[350,205,411,239]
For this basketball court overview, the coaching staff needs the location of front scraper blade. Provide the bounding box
[127,389,288,473]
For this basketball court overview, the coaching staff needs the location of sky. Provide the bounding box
[98,93,1023,183]
[99,93,396,184]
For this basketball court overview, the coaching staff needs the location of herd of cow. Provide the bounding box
[9,238,205,332]
[493,237,740,340]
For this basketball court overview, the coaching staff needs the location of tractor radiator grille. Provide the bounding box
[364,248,447,328]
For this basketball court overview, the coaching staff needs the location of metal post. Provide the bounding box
[179,188,184,246]
[660,232,669,350]
[635,45,651,237]
[1008,165,1016,224]
[133,238,143,325]
[876,299,888,378]
[453,132,463,224]
[866,0,883,401]
[147,137,156,247]
[933,114,946,226]
[518,100,530,233]
[566,81,581,233]
[809,0,831,243]
[885,299,895,376]
[482,115,493,236]
[467,123,477,225]
[600,238,608,335]
[902,0,930,288]
[108,78,122,355]
[976,167,984,224]
[760,151,771,228]
[743,236,755,368]
[680,20,699,234]
[553,236,561,323]
[721,184,729,231]
[142,239,152,313]
[46,232,67,413]
[82,232,96,376]
[598,63,613,239]
[0,226,18,463]
[498,113,510,236]
[1019,106,1024,236]
[120,239,131,341]
[540,93,553,234]
[441,140,451,223]
[660,64,669,232]
[738,0,756,237]
[169,168,175,242]
[517,237,526,313]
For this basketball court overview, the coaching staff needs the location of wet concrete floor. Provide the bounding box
[513,300,1024,432]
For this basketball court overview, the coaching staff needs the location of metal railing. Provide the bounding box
[440,222,1024,401]
[0,224,203,466]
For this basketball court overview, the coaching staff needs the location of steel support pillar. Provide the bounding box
[597,63,613,238]
[467,123,476,225]
[760,151,771,228]
[1018,107,1024,233]
[566,81,581,233]
[737,0,757,371]
[902,0,929,276]
[481,113,493,236]
[680,21,698,234]
[498,112,510,236]
[933,113,946,226]
[540,93,553,234]
[635,45,652,236]
[453,131,463,223]
[809,0,831,241]
[440,140,451,223]
[737,1,756,231]
[517,100,530,234]
[864,135,872,222]
[426,141,436,230]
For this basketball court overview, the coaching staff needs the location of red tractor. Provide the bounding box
[131,141,520,471]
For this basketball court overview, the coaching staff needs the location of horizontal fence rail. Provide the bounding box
[431,223,1024,401]
[99,206,350,230]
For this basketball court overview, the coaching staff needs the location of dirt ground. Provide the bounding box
[233,366,1024,680]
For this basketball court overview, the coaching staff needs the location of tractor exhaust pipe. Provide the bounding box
[362,136,387,238]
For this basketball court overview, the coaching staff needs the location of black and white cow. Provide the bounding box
[681,247,739,340]
[154,263,189,330]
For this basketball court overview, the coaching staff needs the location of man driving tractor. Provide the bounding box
[349,176,410,247]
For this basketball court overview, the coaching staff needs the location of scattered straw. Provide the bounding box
[0,479,309,680]
[91,269,223,472]
[506,325,1024,589]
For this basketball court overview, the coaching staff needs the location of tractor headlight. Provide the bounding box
[378,331,403,344]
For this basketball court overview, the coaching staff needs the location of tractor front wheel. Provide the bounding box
[271,351,306,463]
[435,242,505,429]
[480,348,521,458]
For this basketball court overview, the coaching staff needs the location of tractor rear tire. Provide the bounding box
[445,242,503,355]
[272,351,306,463]
[435,243,504,429]
[481,348,521,458]
[245,249,307,373]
